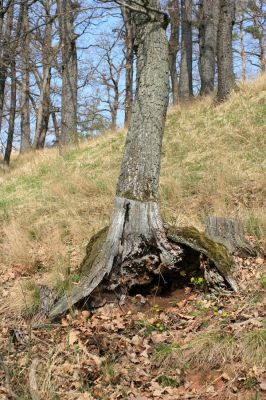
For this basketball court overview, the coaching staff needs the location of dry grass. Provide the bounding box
[153,328,266,371]
[0,76,265,288]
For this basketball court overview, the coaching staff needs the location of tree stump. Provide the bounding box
[204,216,255,256]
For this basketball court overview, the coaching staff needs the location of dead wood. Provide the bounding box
[205,216,255,256]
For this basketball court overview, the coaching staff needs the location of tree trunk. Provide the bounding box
[57,0,78,147]
[198,0,219,95]
[4,60,16,165]
[20,0,31,153]
[168,0,180,105]
[217,0,235,102]
[50,1,238,319]
[0,0,14,133]
[121,6,134,128]
[205,216,255,256]
[239,18,246,81]
[179,0,193,102]
[50,0,172,317]
[33,1,52,149]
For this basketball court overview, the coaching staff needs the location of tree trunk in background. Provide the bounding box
[179,0,193,102]
[217,0,235,102]
[50,0,174,317]
[57,0,78,147]
[198,0,219,95]
[168,0,180,105]
[20,0,31,153]
[121,6,134,128]
[254,15,265,72]
[52,110,60,144]
[33,1,52,149]
[0,0,14,133]
[4,60,16,165]
[239,18,246,81]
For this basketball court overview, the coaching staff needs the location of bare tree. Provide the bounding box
[198,0,219,95]
[0,0,14,134]
[33,0,54,149]
[121,5,134,127]
[217,0,236,101]
[57,0,78,146]
[168,0,180,105]
[4,60,16,165]
[20,0,31,152]
[179,0,193,101]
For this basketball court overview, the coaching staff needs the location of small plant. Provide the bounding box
[244,376,257,390]
[157,374,179,388]
[153,304,161,312]
[259,275,266,289]
[155,321,166,332]
[190,276,204,289]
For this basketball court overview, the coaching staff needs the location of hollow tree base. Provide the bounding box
[50,197,238,318]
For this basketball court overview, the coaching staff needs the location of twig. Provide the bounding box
[29,358,40,400]
[0,358,20,399]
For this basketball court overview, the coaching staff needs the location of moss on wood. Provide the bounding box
[167,225,234,278]
[79,226,109,276]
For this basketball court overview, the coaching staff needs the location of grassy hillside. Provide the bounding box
[0,75,265,284]
[0,76,266,400]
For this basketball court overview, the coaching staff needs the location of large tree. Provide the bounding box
[50,0,237,318]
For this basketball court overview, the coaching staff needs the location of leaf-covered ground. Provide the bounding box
[0,253,265,399]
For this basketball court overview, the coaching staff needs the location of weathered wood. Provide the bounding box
[205,216,255,256]
[50,197,182,318]
[167,226,238,292]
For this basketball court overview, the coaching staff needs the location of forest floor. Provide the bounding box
[0,250,266,399]
[0,76,266,399]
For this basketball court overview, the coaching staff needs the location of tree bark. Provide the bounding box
[217,0,235,102]
[0,0,14,134]
[57,0,78,147]
[33,1,52,149]
[198,0,219,95]
[168,0,180,105]
[121,6,134,128]
[4,60,16,165]
[179,0,193,102]
[239,18,246,81]
[20,0,31,153]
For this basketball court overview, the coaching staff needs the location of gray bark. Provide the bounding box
[168,0,180,105]
[20,0,31,153]
[0,0,14,133]
[217,0,235,102]
[4,60,16,165]
[179,0,193,102]
[57,0,78,146]
[121,6,134,127]
[205,216,255,256]
[198,0,219,95]
[33,1,52,149]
